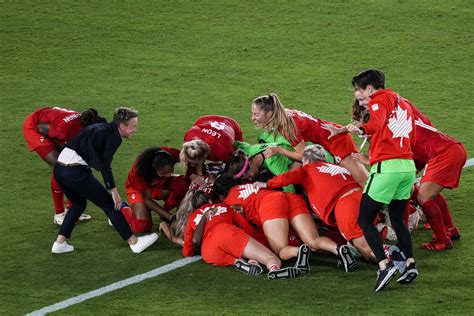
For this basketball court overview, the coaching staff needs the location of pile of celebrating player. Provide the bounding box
[23,69,467,291]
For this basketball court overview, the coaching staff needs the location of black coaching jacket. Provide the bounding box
[64,122,122,190]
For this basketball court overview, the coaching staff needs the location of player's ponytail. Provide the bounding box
[252,93,298,144]
[80,108,107,126]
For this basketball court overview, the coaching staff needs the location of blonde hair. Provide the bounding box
[253,93,298,144]
[171,190,195,238]
[180,139,210,168]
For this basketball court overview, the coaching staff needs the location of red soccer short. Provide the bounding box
[253,226,302,249]
[258,192,289,224]
[285,193,311,221]
[126,190,145,205]
[326,133,358,163]
[421,143,467,189]
[333,189,364,241]
[201,224,250,267]
[22,112,57,158]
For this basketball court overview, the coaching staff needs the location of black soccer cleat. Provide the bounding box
[374,262,398,292]
[337,245,358,272]
[396,262,418,284]
[267,267,302,280]
[294,244,311,274]
[234,259,264,276]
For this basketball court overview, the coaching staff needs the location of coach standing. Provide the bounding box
[51,107,158,254]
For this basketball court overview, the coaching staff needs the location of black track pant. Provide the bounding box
[358,193,413,263]
[54,164,133,240]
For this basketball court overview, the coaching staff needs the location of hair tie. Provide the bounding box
[234,156,249,179]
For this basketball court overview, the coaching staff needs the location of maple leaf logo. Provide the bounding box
[237,184,260,199]
[388,105,413,147]
[317,163,351,180]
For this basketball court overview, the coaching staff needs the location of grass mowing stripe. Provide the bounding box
[26,256,202,316]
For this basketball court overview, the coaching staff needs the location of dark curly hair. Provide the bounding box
[79,108,107,126]
[135,147,174,184]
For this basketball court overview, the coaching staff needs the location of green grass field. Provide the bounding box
[1,1,473,314]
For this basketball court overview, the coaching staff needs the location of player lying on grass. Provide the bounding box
[254,144,377,263]
[22,106,106,225]
[351,93,466,251]
[182,191,304,279]
[251,93,368,187]
[121,146,190,233]
[214,152,358,273]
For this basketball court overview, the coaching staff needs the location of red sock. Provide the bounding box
[121,206,135,225]
[422,200,450,244]
[65,200,72,210]
[51,175,65,214]
[132,219,153,233]
[434,194,455,230]
[121,206,153,233]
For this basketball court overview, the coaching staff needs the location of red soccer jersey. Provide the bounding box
[286,109,358,161]
[409,105,460,170]
[224,184,285,226]
[361,89,415,165]
[182,203,257,257]
[125,147,181,192]
[184,115,243,162]
[267,161,360,225]
[34,107,83,146]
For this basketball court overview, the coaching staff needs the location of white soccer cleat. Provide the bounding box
[53,212,65,225]
[54,211,92,225]
[78,213,92,222]
[130,233,159,253]
[51,241,75,254]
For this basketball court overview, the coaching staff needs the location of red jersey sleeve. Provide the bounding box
[361,99,390,135]
[267,166,306,189]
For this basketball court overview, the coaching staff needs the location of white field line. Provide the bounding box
[464,158,474,168]
[26,256,202,316]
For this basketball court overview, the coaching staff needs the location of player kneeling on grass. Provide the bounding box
[182,191,303,279]
[122,146,190,233]
[255,144,378,264]
[51,107,158,254]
